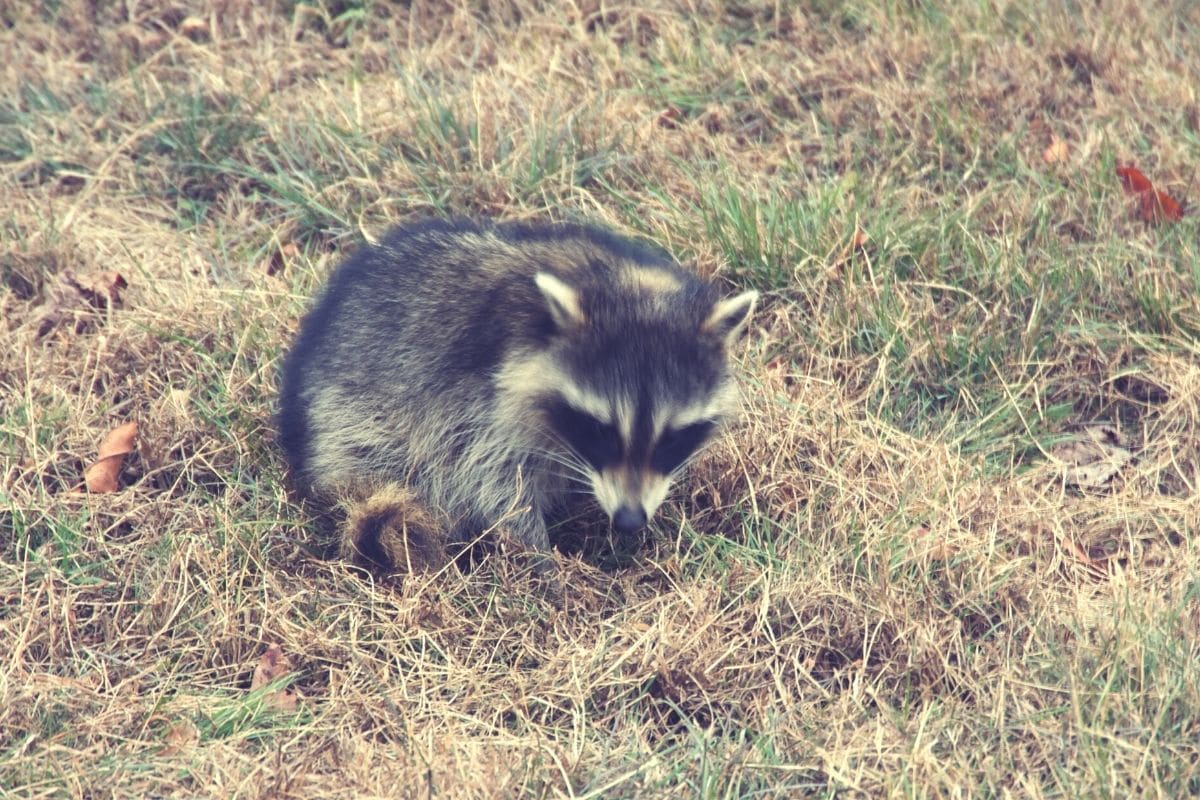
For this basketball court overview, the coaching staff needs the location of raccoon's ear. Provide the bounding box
[703,290,758,344]
[534,272,586,330]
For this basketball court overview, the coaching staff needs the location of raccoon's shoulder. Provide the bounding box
[490,220,676,269]
[494,220,712,307]
[367,217,677,281]
[374,217,488,253]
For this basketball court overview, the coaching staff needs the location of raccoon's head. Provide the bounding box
[529,269,757,534]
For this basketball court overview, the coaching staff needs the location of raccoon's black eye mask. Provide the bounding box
[544,398,716,475]
[651,420,716,474]
[545,400,621,469]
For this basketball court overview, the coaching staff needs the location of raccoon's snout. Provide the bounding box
[612,504,647,534]
[590,466,665,534]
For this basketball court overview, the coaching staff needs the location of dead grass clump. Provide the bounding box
[0,240,65,304]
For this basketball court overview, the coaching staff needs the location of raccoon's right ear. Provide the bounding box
[534,272,586,331]
[703,290,758,344]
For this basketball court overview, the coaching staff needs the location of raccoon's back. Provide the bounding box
[284,222,483,484]
[278,218,689,494]
[277,219,633,489]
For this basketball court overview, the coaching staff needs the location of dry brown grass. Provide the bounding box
[4,1,1200,796]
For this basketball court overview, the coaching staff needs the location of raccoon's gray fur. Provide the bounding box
[278,219,756,562]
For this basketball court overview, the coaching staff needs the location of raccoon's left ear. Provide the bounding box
[534,272,586,330]
[703,290,759,344]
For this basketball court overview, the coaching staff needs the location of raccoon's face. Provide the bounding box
[541,390,724,533]
[533,271,757,534]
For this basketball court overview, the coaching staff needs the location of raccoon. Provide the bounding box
[278,219,756,568]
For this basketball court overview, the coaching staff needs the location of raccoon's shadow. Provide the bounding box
[545,507,646,572]
[298,493,645,579]
[445,505,643,575]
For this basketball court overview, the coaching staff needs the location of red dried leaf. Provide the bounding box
[1116,164,1153,194]
[1116,164,1184,223]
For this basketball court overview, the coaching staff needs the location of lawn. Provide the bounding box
[2,1,1199,797]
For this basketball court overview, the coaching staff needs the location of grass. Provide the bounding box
[2,0,1200,796]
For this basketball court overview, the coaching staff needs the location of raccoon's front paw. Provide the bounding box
[497,530,554,575]
[496,526,564,601]
[518,550,564,605]
[516,546,556,577]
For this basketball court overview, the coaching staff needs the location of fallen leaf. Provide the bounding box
[178,16,209,41]
[1050,528,1110,579]
[850,227,869,251]
[250,643,291,688]
[250,644,298,711]
[75,270,127,304]
[1116,164,1154,194]
[1042,136,1069,164]
[35,269,127,338]
[1048,425,1133,488]
[159,719,199,756]
[83,421,138,493]
[261,242,300,276]
[906,523,958,560]
[657,106,684,129]
[830,227,870,273]
[1116,164,1184,223]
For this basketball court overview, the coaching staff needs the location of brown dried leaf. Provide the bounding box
[657,106,683,129]
[1042,136,1069,164]
[850,227,869,251]
[261,242,300,276]
[35,269,127,338]
[250,644,298,711]
[1048,425,1133,488]
[906,523,958,560]
[1051,528,1110,579]
[250,643,291,688]
[75,270,127,305]
[178,16,210,41]
[83,421,138,493]
[830,227,870,274]
[159,719,199,756]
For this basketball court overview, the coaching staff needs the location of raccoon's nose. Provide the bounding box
[612,505,647,534]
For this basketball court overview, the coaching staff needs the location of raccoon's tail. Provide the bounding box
[339,484,449,574]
